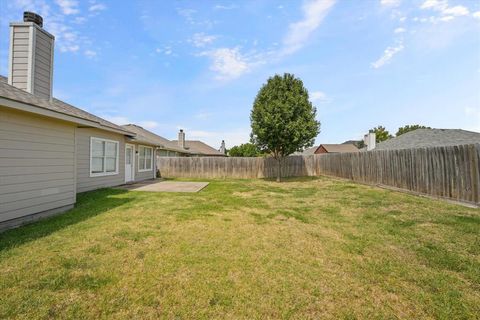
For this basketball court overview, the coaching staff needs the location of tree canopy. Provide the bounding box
[228,143,263,157]
[396,124,431,136]
[250,73,320,181]
[369,126,393,143]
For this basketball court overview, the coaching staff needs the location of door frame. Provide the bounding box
[125,143,135,183]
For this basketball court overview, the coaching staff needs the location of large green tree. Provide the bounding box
[250,73,320,181]
[396,124,431,136]
[228,143,262,157]
[370,126,393,143]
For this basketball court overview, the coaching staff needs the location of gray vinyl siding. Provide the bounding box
[33,29,53,99]
[10,25,30,91]
[76,128,125,193]
[0,107,76,223]
[157,149,181,157]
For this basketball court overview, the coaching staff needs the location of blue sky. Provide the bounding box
[1,0,479,148]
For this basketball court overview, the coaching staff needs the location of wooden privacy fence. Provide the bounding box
[157,143,480,205]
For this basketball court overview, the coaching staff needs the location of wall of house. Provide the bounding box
[157,149,185,157]
[0,107,76,225]
[132,143,156,181]
[76,127,125,193]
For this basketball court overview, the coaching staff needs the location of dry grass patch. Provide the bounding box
[0,177,479,319]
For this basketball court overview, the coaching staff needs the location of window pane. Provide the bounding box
[106,142,117,157]
[126,148,132,164]
[145,158,152,170]
[92,140,104,157]
[92,157,104,173]
[139,159,145,170]
[145,148,152,157]
[106,157,116,172]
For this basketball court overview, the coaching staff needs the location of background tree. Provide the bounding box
[250,73,320,181]
[228,143,262,157]
[370,126,393,143]
[396,124,431,136]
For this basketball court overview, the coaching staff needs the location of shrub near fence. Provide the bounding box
[157,143,480,205]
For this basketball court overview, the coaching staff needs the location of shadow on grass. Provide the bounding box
[0,188,132,252]
[261,176,320,183]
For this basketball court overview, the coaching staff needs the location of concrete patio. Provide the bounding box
[115,179,209,193]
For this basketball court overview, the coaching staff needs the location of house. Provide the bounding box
[172,129,227,156]
[373,129,480,150]
[122,124,191,157]
[298,144,359,155]
[315,144,359,154]
[0,12,158,230]
[297,146,318,155]
[122,125,227,157]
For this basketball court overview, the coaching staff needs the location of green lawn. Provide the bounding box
[0,177,479,319]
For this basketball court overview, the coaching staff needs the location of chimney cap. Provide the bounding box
[24,11,43,27]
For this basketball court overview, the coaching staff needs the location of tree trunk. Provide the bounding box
[276,157,282,182]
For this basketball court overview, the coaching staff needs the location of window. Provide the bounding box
[90,137,119,176]
[139,146,153,171]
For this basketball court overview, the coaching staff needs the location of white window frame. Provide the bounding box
[90,137,120,177]
[138,145,153,172]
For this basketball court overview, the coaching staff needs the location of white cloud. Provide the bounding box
[202,47,250,80]
[190,33,217,48]
[156,46,173,55]
[420,0,446,10]
[474,11,480,19]
[443,5,469,16]
[381,0,400,7]
[177,8,196,24]
[84,49,97,58]
[282,0,336,55]
[89,3,106,12]
[394,27,406,33]
[420,0,469,20]
[310,91,330,103]
[213,4,238,10]
[371,41,404,68]
[55,0,79,15]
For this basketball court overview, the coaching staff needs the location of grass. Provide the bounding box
[0,177,479,319]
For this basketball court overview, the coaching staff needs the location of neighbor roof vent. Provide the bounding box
[23,11,43,27]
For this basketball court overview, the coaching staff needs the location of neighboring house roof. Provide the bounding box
[319,144,359,153]
[342,140,360,145]
[374,129,480,150]
[296,146,318,155]
[0,75,133,136]
[121,124,191,153]
[172,140,226,156]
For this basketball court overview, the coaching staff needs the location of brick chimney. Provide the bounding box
[8,12,55,100]
[178,129,185,149]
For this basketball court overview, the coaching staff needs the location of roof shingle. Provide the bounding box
[0,75,133,135]
[374,129,480,150]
